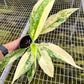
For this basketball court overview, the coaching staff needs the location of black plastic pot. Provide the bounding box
[19,35,38,49]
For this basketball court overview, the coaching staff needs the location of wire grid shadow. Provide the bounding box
[0,0,84,84]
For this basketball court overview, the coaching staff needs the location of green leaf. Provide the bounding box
[40,43,83,69]
[28,0,55,41]
[37,45,54,77]
[12,48,34,84]
[27,63,36,83]
[41,8,79,34]
[30,43,37,68]
[0,49,25,70]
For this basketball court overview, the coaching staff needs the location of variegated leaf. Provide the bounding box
[40,43,83,69]
[27,63,36,83]
[41,8,78,34]
[30,43,37,68]
[0,49,25,70]
[12,48,34,84]
[37,45,54,77]
[28,0,55,41]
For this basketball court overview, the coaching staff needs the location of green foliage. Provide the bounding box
[27,63,36,83]
[38,43,83,69]
[28,0,55,41]
[37,45,54,77]
[30,43,37,68]
[0,0,82,83]
[0,49,25,70]
[41,8,78,34]
[12,48,34,84]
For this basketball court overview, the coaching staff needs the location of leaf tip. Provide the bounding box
[51,73,54,77]
[74,8,79,11]
[47,72,54,78]
[71,8,79,11]
[28,80,32,84]
[75,65,84,70]
[50,70,54,77]
[11,80,14,84]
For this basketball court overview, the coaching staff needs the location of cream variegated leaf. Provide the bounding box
[30,43,37,68]
[0,49,25,70]
[12,48,34,84]
[41,8,79,34]
[37,45,54,77]
[39,43,83,69]
[27,63,36,83]
[28,0,55,41]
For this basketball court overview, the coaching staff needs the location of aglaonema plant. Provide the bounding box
[0,0,83,83]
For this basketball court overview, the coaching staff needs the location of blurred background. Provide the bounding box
[0,0,84,84]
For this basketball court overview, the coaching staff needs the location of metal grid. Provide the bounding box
[0,0,84,84]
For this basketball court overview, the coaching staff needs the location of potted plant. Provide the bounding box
[0,0,83,83]
[19,34,38,49]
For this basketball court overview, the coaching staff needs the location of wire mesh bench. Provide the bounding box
[0,0,84,84]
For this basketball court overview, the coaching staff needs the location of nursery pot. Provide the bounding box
[19,35,38,49]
